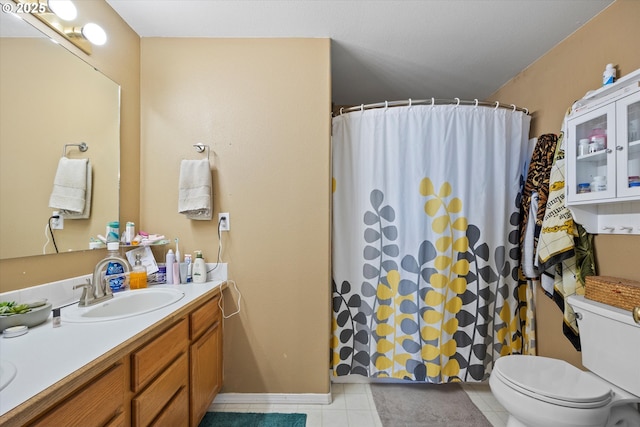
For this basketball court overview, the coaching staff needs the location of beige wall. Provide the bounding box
[489,0,640,368]
[0,0,140,292]
[140,38,332,393]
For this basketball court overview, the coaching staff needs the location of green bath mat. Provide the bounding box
[199,412,306,427]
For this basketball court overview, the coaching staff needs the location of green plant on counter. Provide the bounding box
[0,301,31,316]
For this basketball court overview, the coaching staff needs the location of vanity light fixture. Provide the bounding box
[64,23,107,46]
[45,0,77,21]
[14,0,107,54]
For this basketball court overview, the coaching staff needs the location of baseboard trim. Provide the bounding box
[211,392,332,408]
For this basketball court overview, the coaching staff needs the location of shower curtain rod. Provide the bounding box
[338,98,529,115]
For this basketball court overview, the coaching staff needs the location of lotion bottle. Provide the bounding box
[165,249,175,285]
[192,251,207,283]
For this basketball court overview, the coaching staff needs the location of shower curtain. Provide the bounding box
[331,104,532,383]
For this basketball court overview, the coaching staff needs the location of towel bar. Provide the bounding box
[193,143,210,161]
[62,142,88,157]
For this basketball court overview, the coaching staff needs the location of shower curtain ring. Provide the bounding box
[340,107,344,115]
[360,104,364,112]
[431,97,435,106]
[511,104,517,112]
[524,108,529,115]
[454,97,460,107]
[408,98,412,107]
[384,101,389,110]
[474,99,479,108]
[494,101,500,110]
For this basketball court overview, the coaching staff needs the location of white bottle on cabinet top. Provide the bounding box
[192,251,207,283]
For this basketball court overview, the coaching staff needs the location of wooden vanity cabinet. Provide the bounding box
[28,362,125,427]
[5,287,224,427]
[189,293,223,427]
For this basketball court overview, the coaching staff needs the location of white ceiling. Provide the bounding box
[105,0,615,106]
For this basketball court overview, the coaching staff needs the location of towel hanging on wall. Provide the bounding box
[49,157,92,218]
[178,158,212,220]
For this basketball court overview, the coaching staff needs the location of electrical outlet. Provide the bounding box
[51,211,63,230]
[219,212,230,231]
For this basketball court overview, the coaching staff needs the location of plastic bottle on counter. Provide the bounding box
[185,254,193,283]
[106,221,120,243]
[130,253,148,289]
[165,249,175,285]
[603,63,616,86]
[192,251,207,283]
[105,242,129,292]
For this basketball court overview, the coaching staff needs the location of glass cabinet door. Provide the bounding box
[567,102,616,203]
[616,91,640,199]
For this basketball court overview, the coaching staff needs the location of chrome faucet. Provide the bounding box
[73,255,130,307]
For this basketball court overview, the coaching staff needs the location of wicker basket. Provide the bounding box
[585,276,640,311]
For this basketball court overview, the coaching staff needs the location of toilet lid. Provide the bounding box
[494,356,612,408]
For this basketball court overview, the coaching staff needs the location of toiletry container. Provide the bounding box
[192,251,207,283]
[603,63,616,86]
[591,176,607,192]
[589,128,607,150]
[165,249,175,285]
[105,242,129,292]
[578,139,590,156]
[185,254,193,283]
[106,221,120,243]
[125,222,135,244]
[130,253,147,289]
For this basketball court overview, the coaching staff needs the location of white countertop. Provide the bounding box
[0,265,226,418]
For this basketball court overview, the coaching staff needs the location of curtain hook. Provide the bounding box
[454,97,460,107]
[431,97,435,106]
[408,98,412,108]
[494,101,500,110]
[384,100,389,110]
[474,99,479,108]
[339,107,344,115]
[524,107,529,115]
[360,104,364,112]
[511,104,517,112]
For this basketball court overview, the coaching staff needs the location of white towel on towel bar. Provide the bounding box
[48,157,90,215]
[178,159,212,220]
[61,161,92,219]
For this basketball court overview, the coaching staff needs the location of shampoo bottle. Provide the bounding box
[130,253,147,289]
[165,249,175,285]
[192,251,207,283]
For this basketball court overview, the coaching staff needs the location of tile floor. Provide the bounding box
[210,381,509,426]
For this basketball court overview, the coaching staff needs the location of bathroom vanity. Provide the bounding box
[0,278,226,427]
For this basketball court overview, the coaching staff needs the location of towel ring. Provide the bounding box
[193,144,210,161]
[62,142,88,157]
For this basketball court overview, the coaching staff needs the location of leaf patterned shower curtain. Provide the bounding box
[331,105,532,382]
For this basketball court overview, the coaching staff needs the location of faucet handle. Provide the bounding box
[73,279,94,307]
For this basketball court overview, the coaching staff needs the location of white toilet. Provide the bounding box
[490,295,640,427]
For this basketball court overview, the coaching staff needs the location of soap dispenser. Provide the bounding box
[130,253,147,289]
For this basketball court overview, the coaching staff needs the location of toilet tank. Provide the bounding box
[568,295,640,397]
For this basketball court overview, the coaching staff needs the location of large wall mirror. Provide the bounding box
[0,12,120,260]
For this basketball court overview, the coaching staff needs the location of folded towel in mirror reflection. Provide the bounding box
[48,157,92,219]
[178,159,212,220]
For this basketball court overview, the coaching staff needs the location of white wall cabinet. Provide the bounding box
[566,71,640,235]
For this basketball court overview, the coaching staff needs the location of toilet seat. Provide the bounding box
[493,356,613,409]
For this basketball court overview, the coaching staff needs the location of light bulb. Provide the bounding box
[47,0,77,21]
[81,23,106,46]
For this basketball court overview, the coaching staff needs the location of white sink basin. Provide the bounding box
[0,360,17,391]
[61,288,185,323]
